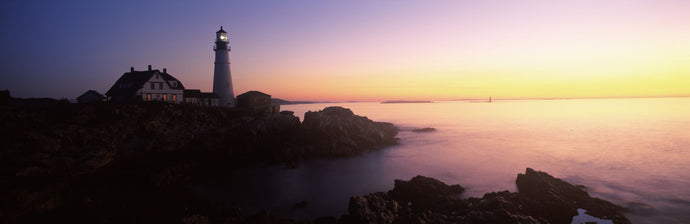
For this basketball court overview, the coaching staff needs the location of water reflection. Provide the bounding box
[201,98,690,223]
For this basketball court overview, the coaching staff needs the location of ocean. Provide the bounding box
[206,98,690,223]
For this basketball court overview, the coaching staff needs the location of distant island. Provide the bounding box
[381,100,434,104]
[271,98,318,105]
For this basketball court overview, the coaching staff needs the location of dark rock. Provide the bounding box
[1,103,399,223]
[389,175,464,210]
[279,110,294,116]
[347,192,399,224]
[412,127,436,133]
[342,170,631,224]
[274,112,301,132]
[302,106,398,157]
[181,214,209,224]
[516,168,630,224]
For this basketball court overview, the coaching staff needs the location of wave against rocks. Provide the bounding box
[341,168,630,224]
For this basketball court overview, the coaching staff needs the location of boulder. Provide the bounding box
[346,192,399,224]
[516,168,630,224]
[302,107,398,156]
[389,175,465,210]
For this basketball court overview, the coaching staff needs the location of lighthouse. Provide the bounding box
[213,26,235,107]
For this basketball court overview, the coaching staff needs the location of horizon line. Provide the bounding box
[275,95,690,103]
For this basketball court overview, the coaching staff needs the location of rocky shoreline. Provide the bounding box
[1,102,397,223]
[1,102,630,223]
[341,168,630,224]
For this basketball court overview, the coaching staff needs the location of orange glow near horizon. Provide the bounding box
[234,43,690,101]
[227,1,690,101]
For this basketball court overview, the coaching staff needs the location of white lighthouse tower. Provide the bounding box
[213,26,235,107]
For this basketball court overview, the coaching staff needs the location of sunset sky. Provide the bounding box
[1,0,688,101]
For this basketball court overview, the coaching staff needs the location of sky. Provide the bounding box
[1,0,689,101]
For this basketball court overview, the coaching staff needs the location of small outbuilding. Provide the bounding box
[77,90,106,104]
[237,91,279,114]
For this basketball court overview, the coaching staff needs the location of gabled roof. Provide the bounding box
[105,69,184,97]
[237,91,270,98]
[77,90,105,99]
[106,70,153,97]
[161,72,185,90]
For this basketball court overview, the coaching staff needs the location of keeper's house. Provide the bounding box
[105,65,217,105]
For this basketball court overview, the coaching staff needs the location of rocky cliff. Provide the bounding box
[0,102,397,223]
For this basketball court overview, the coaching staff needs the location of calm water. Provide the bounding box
[204,98,690,223]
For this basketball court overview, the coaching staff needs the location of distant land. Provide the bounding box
[271,98,318,105]
[450,95,690,101]
[381,100,434,104]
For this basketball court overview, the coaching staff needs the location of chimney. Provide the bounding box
[148,65,152,71]
[163,68,167,73]
[130,67,134,72]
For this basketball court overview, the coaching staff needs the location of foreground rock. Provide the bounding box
[342,168,630,224]
[516,168,629,224]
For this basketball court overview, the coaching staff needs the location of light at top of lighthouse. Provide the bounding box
[217,26,228,42]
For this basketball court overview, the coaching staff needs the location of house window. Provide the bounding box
[146,93,152,101]
[159,83,164,89]
[171,82,176,87]
[163,94,168,102]
[172,94,177,102]
[150,83,155,89]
